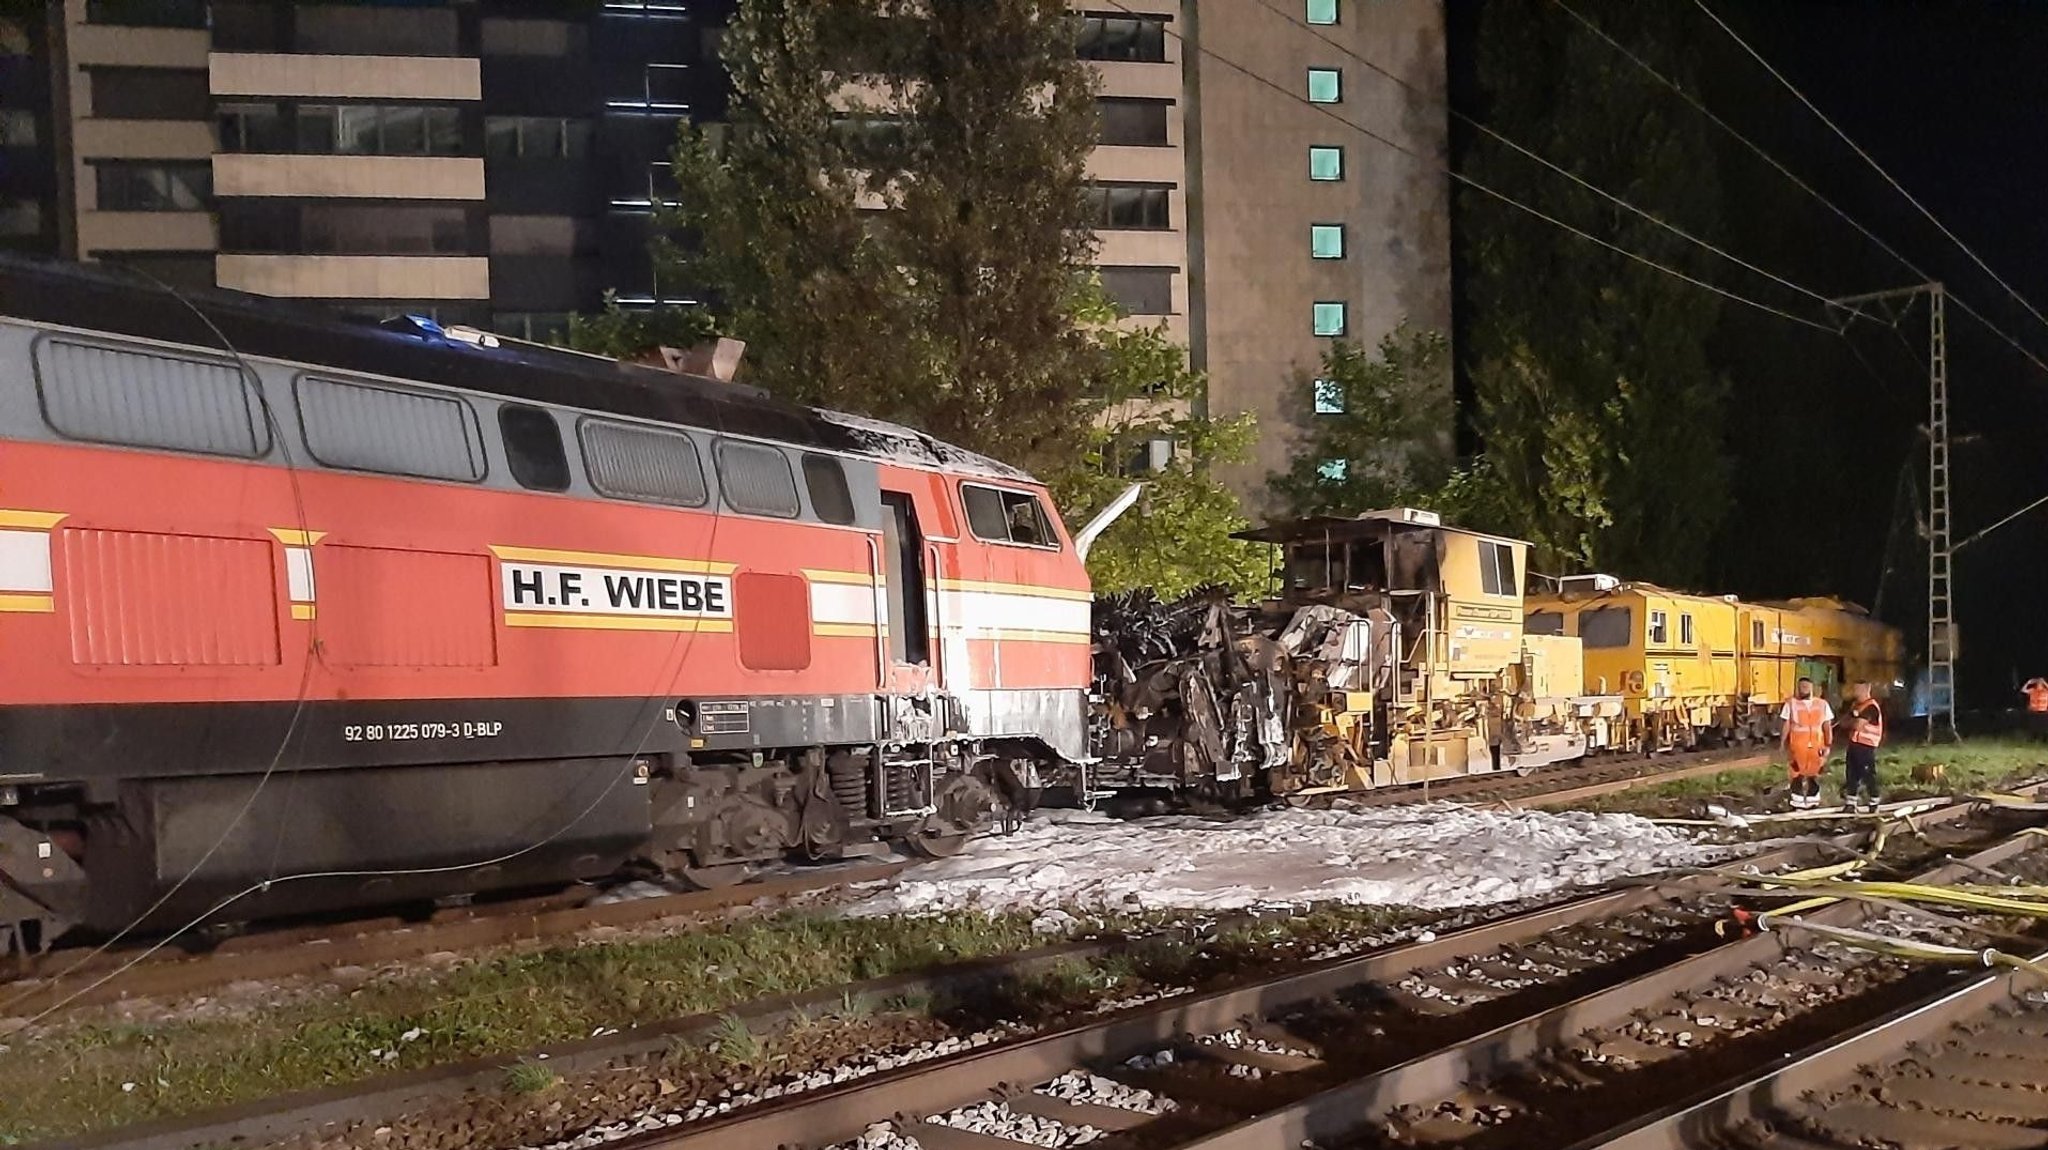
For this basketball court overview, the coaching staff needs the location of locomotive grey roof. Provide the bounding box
[0,256,1034,484]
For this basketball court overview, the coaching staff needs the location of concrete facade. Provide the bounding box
[1183,0,1452,504]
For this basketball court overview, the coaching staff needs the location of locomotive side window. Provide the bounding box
[962,483,1058,548]
[801,453,857,526]
[715,439,801,518]
[1751,618,1766,647]
[1648,609,1670,646]
[1680,612,1695,647]
[34,337,270,458]
[1525,610,1564,636]
[498,404,570,492]
[297,375,485,482]
[1477,540,1517,596]
[580,418,708,507]
[1580,606,1633,649]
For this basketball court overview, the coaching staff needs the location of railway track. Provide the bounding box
[460,794,2037,1150]
[1,859,910,1020]
[5,748,1774,1020]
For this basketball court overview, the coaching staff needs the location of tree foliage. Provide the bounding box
[1266,324,1454,518]
[560,291,717,359]
[1054,284,1269,598]
[662,0,1102,476]
[1458,0,1731,581]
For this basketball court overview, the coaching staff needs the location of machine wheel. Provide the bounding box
[909,825,972,858]
[907,772,1004,859]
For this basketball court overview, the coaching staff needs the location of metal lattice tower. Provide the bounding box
[1832,282,1956,740]
[1924,285,1959,740]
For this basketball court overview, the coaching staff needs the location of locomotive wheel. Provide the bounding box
[910,772,1004,858]
[909,826,971,858]
[676,862,753,890]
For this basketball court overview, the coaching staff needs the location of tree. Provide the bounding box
[1458,0,1731,582]
[559,291,717,359]
[662,0,1102,477]
[1266,324,1455,519]
[1053,283,1269,598]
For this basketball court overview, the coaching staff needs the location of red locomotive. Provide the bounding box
[0,259,1091,953]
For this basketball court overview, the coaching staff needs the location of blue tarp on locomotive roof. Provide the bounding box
[0,255,1032,483]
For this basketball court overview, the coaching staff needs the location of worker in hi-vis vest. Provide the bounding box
[2025,677,2048,741]
[1780,676,1834,810]
[1843,681,1883,814]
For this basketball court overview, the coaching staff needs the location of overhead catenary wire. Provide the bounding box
[1553,0,2048,380]
[1094,0,1838,333]
[1693,0,2048,344]
[1244,0,1852,320]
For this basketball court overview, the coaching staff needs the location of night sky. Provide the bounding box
[1447,0,2048,709]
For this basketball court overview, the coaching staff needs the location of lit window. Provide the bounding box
[1312,301,1347,337]
[1306,0,1339,24]
[1313,378,1344,414]
[1318,458,1347,481]
[1310,223,1345,259]
[1307,68,1342,104]
[1309,145,1344,181]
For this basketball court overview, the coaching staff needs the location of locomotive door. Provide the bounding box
[878,492,937,693]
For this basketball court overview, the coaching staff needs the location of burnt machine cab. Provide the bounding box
[1237,507,1529,685]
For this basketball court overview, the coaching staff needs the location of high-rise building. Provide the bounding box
[23,0,1448,504]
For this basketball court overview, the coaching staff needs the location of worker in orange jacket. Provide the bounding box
[1842,681,1883,813]
[1780,676,1834,809]
[2024,677,2048,741]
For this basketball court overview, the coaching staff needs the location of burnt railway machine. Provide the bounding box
[0,259,1092,954]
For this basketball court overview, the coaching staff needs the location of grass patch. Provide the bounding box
[502,1060,556,1095]
[0,910,1044,1143]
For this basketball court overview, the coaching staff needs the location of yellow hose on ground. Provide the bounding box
[1760,915,2048,983]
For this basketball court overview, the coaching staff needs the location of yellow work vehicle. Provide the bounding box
[1526,581,1906,753]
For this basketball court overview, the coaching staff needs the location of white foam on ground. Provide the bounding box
[848,804,1719,916]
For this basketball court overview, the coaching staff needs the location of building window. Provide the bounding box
[1312,301,1347,336]
[485,116,593,160]
[95,162,211,212]
[87,67,210,120]
[86,0,207,28]
[1099,266,1175,316]
[1318,458,1347,482]
[1077,14,1167,62]
[1313,378,1344,414]
[216,102,289,153]
[1310,223,1346,259]
[1307,68,1342,104]
[481,18,588,57]
[1306,0,1340,25]
[222,203,471,255]
[1309,145,1345,181]
[0,198,45,238]
[1098,98,1170,147]
[1085,183,1170,230]
[1,108,38,147]
[297,105,465,157]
